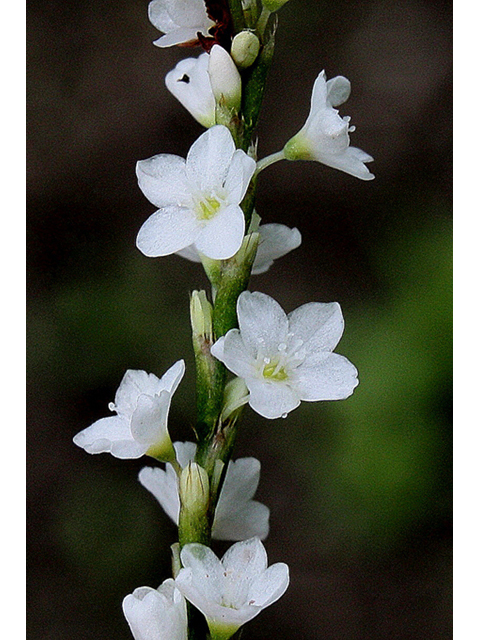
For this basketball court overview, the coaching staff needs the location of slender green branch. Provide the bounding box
[255,149,286,175]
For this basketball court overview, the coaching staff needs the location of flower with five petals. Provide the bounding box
[148,0,214,48]
[73,361,184,460]
[136,125,256,261]
[284,70,374,180]
[211,291,358,419]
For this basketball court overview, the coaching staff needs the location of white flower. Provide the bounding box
[176,223,302,274]
[175,537,289,640]
[148,0,214,48]
[136,125,256,260]
[122,578,187,640]
[165,53,216,128]
[283,70,374,181]
[139,441,270,540]
[211,291,358,419]
[73,361,184,460]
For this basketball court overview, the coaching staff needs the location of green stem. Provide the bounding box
[255,149,286,175]
[227,0,246,34]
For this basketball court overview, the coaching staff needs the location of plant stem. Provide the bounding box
[255,149,286,175]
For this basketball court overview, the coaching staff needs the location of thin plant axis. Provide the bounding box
[73,1,374,638]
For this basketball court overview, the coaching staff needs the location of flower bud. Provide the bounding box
[190,290,213,342]
[231,31,260,69]
[208,45,242,112]
[179,462,210,515]
[262,0,291,11]
[178,462,211,546]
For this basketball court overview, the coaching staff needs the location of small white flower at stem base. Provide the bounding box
[175,222,302,275]
[165,53,216,128]
[148,0,214,48]
[122,578,187,640]
[210,291,359,419]
[139,441,270,541]
[175,537,289,640]
[136,125,256,261]
[283,70,375,181]
[72,361,185,460]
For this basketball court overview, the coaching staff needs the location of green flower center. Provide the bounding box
[262,361,288,381]
[197,196,221,220]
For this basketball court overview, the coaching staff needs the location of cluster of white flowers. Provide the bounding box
[73,1,375,637]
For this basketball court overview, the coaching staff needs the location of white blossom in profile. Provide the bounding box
[139,441,270,540]
[165,53,216,128]
[122,578,187,640]
[283,70,374,180]
[73,361,184,460]
[175,537,289,640]
[176,223,302,274]
[148,0,214,48]
[211,291,358,419]
[136,125,256,260]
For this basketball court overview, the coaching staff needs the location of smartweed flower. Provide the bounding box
[165,53,216,127]
[73,362,184,460]
[175,537,289,640]
[123,578,187,640]
[211,291,358,419]
[136,125,256,260]
[284,70,374,180]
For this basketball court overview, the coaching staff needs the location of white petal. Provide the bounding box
[148,0,176,32]
[73,416,148,459]
[223,149,257,204]
[251,224,302,275]
[159,360,186,395]
[211,331,256,378]
[308,70,328,118]
[221,537,268,577]
[173,440,197,468]
[326,75,351,107]
[130,391,170,446]
[186,126,235,193]
[136,205,201,257]
[287,301,344,352]
[113,369,161,417]
[138,466,180,524]
[247,563,290,608]
[213,500,270,541]
[165,0,212,29]
[294,352,359,400]
[193,203,245,260]
[165,54,216,128]
[236,291,289,356]
[153,28,202,47]
[136,155,189,208]
[178,545,224,604]
[246,378,301,419]
[318,146,375,181]
[175,244,202,263]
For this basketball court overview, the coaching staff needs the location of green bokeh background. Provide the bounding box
[28,0,452,638]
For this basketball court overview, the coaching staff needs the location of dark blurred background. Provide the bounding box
[27,0,452,638]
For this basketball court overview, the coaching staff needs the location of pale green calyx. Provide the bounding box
[179,462,210,515]
[190,290,213,341]
[262,0,291,12]
[208,45,242,112]
[231,31,261,69]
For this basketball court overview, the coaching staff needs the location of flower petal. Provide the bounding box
[246,378,301,419]
[318,147,375,181]
[159,360,186,395]
[247,562,290,608]
[326,75,351,107]
[194,203,245,260]
[73,416,148,459]
[186,125,235,194]
[136,205,200,257]
[294,352,359,400]
[138,466,180,524]
[223,149,256,205]
[136,154,189,208]
[165,54,216,128]
[211,332,256,378]
[130,391,170,445]
[251,224,302,275]
[287,301,344,353]
[236,291,289,356]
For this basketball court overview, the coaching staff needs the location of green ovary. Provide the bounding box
[263,362,288,381]
[198,196,221,220]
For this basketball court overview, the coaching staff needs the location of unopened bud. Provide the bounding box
[179,462,210,514]
[231,31,260,69]
[190,290,213,341]
[208,45,242,112]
